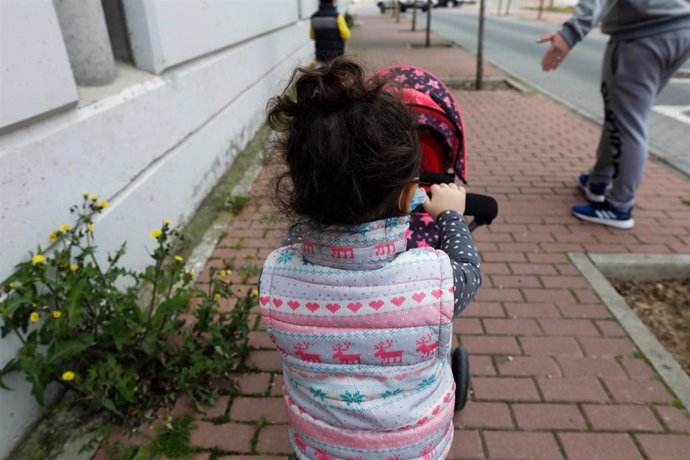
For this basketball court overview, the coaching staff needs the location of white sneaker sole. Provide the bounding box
[572,210,635,230]
[578,183,606,203]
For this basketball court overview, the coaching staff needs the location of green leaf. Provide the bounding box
[46,339,93,365]
[66,279,87,328]
[109,321,133,352]
[0,359,19,390]
[0,295,30,319]
[101,398,123,417]
[132,446,152,460]
[151,296,188,328]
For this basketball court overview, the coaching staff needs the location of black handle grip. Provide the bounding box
[412,191,498,226]
[464,193,498,225]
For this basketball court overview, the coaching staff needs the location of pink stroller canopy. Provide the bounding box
[374,66,467,183]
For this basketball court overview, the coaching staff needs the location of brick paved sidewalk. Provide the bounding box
[105,13,690,460]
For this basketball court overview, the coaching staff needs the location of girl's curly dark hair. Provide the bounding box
[267,57,420,227]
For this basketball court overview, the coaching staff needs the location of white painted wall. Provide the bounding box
[123,0,300,74]
[300,0,321,18]
[0,3,313,455]
[0,0,78,131]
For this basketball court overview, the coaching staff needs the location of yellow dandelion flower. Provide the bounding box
[49,231,58,242]
[213,293,221,302]
[70,264,79,272]
[238,287,245,293]
[82,192,89,198]
[174,256,183,263]
[251,288,259,297]
[99,201,109,209]
[30,312,40,322]
[52,311,62,319]
[32,254,45,265]
[59,224,70,232]
[150,229,162,239]
[188,269,196,278]
[90,194,99,201]
[164,219,172,226]
[87,224,95,233]
[219,270,227,278]
[61,371,75,381]
[8,282,16,289]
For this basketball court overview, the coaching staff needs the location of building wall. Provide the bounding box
[0,0,78,131]
[0,0,349,454]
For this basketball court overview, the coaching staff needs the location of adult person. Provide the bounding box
[310,0,351,65]
[538,0,690,229]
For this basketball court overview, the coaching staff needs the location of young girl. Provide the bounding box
[259,58,481,460]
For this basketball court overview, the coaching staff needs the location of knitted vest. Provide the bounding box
[311,3,345,63]
[260,217,456,459]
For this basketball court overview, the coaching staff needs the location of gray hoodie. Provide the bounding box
[559,0,690,48]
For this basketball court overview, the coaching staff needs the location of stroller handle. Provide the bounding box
[465,193,498,226]
[418,173,498,226]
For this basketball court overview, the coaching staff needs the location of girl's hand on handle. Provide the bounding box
[423,183,467,220]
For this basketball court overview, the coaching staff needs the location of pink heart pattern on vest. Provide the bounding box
[391,296,405,307]
[369,300,384,310]
[347,302,362,313]
[267,288,451,315]
[326,303,341,313]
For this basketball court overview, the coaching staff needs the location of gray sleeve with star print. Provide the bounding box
[436,210,482,317]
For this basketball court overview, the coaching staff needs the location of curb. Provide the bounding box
[187,142,268,282]
[569,252,690,411]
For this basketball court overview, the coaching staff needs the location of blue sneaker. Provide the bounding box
[578,173,607,203]
[572,202,634,229]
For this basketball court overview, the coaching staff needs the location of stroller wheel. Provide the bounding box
[452,346,470,411]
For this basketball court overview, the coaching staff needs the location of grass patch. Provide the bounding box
[225,195,251,216]
[149,415,194,459]
[521,5,575,13]
[249,417,268,453]
[238,264,262,284]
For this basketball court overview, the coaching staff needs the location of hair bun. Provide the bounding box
[294,58,373,112]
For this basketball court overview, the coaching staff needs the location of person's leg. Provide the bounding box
[605,29,690,211]
[587,41,618,186]
[600,39,659,211]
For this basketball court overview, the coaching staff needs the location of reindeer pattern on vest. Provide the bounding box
[260,217,457,459]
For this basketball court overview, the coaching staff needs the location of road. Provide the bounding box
[352,4,690,176]
[430,10,690,176]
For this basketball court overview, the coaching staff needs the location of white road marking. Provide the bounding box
[652,105,690,125]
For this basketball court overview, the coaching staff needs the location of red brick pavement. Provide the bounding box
[101,13,690,460]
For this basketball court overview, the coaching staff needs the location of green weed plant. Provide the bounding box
[0,195,253,422]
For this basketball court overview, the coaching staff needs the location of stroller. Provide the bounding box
[374,66,498,411]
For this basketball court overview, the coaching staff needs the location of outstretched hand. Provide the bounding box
[537,32,571,71]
